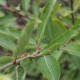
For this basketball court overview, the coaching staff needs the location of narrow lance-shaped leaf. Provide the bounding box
[37,55,60,80]
[37,0,57,43]
[0,33,16,51]
[38,25,80,56]
[13,20,34,57]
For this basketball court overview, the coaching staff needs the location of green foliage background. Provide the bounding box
[0,0,80,80]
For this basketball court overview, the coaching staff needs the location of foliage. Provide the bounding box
[0,0,80,80]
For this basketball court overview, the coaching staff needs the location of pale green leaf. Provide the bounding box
[37,55,60,80]
[51,50,63,60]
[0,27,20,39]
[13,20,34,56]
[0,74,12,80]
[32,0,39,17]
[62,44,80,57]
[0,0,6,6]
[0,33,16,51]
[0,10,5,17]
[21,0,30,11]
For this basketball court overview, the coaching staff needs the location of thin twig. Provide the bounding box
[70,0,75,25]
[0,5,30,19]
[0,52,38,71]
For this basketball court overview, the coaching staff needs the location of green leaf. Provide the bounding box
[13,20,34,56]
[60,7,73,17]
[0,15,16,27]
[32,0,39,17]
[51,50,63,60]
[71,56,80,68]
[61,15,72,27]
[75,18,80,25]
[37,0,57,43]
[12,66,26,80]
[52,18,66,39]
[51,4,61,17]
[0,33,16,51]
[0,0,6,6]
[74,0,80,12]
[0,10,5,17]
[0,56,14,67]
[62,44,80,57]
[0,27,20,39]
[37,55,60,80]
[0,74,12,80]
[21,0,30,11]
[38,25,79,56]
[45,18,66,41]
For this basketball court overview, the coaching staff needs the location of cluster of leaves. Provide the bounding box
[0,0,80,80]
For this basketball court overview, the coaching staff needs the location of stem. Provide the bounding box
[70,0,75,25]
[16,65,19,80]
[0,5,30,19]
[0,52,38,71]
